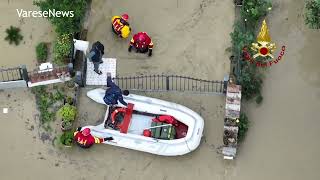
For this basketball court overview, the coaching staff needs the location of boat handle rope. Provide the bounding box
[184,138,192,152]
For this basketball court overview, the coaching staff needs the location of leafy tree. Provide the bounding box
[34,0,87,34]
[305,0,320,29]
[5,26,23,45]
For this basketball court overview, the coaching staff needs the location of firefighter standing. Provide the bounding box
[74,127,113,148]
[111,14,131,38]
[128,32,153,57]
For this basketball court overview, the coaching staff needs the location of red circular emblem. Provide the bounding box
[260,47,269,55]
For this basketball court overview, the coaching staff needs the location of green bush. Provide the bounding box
[36,42,48,62]
[52,90,64,101]
[238,64,263,100]
[229,0,273,103]
[58,104,77,122]
[305,0,320,29]
[238,113,249,142]
[59,131,74,146]
[230,21,255,54]
[5,26,23,45]
[32,86,67,125]
[32,86,55,123]
[240,0,272,26]
[53,34,72,65]
[34,0,87,35]
[255,94,263,104]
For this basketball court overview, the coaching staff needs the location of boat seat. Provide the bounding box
[151,122,176,140]
[119,103,134,134]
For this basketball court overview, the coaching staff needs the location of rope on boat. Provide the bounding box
[184,138,192,152]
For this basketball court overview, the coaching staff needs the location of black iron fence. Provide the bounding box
[0,67,24,82]
[112,75,225,94]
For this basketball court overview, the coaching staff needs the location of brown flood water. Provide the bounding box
[0,0,320,180]
[0,0,54,70]
[234,0,320,179]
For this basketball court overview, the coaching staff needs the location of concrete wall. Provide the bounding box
[0,80,28,89]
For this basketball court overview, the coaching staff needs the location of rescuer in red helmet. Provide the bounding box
[111,13,131,38]
[74,127,113,148]
[128,32,153,57]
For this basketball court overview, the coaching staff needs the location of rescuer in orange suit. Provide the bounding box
[128,32,153,57]
[74,127,113,148]
[111,14,131,38]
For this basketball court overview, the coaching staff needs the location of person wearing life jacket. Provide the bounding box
[103,72,129,106]
[128,32,153,56]
[74,127,113,148]
[111,14,131,38]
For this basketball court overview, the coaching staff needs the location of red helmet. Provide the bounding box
[82,128,91,136]
[121,14,129,21]
[138,34,146,42]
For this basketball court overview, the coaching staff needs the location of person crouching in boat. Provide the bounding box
[74,127,113,148]
[103,72,130,107]
[111,14,131,38]
[128,32,153,57]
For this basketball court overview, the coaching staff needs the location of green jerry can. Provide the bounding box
[151,122,162,138]
[160,124,176,140]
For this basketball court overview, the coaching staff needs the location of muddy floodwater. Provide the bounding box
[0,0,320,180]
[0,0,54,70]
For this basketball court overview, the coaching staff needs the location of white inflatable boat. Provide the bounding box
[84,88,204,156]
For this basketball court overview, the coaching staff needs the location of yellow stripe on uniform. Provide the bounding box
[111,16,121,23]
[94,137,102,143]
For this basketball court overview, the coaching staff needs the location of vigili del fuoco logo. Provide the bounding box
[242,19,286,67]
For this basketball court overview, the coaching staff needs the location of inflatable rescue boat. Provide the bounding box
[83,88,204,156]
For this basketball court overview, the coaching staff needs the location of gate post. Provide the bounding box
[223,74,229,94]
[166,76,169,91]
[20,65,29,82]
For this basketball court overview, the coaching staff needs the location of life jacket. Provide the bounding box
[112,16,131,38]
[153,115,178,126]
[130,32,153,51]
[74,131,103,148]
